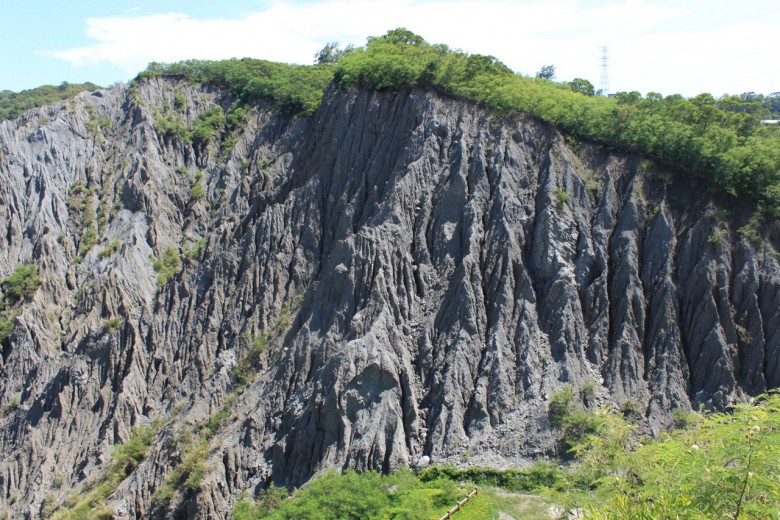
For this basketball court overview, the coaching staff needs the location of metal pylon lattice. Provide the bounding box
[599,46,609,97]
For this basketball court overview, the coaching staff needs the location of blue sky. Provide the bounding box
[2,0,778,97]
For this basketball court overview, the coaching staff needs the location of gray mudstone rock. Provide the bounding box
[0,80,776,518]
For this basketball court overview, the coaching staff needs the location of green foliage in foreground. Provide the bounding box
[0,82,101,121]
[233,393,780,519]
[233,468,466,520]
[418,462,574,493]
[577,394,780,519]
[232,467,558,519]
[334,28,780,212]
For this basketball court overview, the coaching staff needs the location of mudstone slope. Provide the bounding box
[0,78,778,518]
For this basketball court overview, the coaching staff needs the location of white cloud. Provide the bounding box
[44,0,779,96]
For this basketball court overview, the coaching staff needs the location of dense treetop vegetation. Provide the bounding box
[1,29,775,211]
[138,59,333,117]
[0,82,100,121]
[232,393,780,519]
[334,29,780,212]
[139,29,779,212]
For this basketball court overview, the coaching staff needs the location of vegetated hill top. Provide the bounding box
[4,29,779,215]
[137,28,780,214]
[0,81,100,121]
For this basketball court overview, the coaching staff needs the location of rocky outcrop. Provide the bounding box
[0,78,778,518]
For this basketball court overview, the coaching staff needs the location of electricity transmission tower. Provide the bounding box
[599,47,610,97]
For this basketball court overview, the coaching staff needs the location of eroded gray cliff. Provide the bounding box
[0,78,778,518]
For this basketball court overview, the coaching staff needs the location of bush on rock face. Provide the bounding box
[1,264,42,304]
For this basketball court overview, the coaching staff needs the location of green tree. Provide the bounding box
[1,264,42,304]
[585,393,780,519]
[141,30,780,213]
[536,65,556,80]
[314,42,353,64]
[762,92,780,118]
[568,78,595,96]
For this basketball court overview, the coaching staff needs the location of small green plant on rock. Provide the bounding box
[581,379,597,400]
[233,332,268,390]
[549,385,574,427]
[50,425,157,519]
[173,93,186,110]
[554,189,570,211]
[186,238,208,260]
[738,212,762,245]
[102,317,123,333]
[1,396,20,417]
[113,426,156,476]
[190,181,206,201]
[152,246,181,286]
[191,106,224,146]
[708,228,727,245]
[204,395,236,437]
[77,227,97,260]
[153,437,209,508]
[0,265,43,342]
[98,238,121,259]
[619,397,642,418]
[460,449,472,463]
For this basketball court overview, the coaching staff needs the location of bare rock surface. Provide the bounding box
[0,79,777,518]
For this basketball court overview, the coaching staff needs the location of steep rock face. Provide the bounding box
[0,79,778,518]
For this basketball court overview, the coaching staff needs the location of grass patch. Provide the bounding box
[102,317,123,333]
[50,426,157,519]
[234,468,466,520]
[554,189,570,211]
[98,238,121,259]
[152,436,209,508]
[152,246,181,286]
